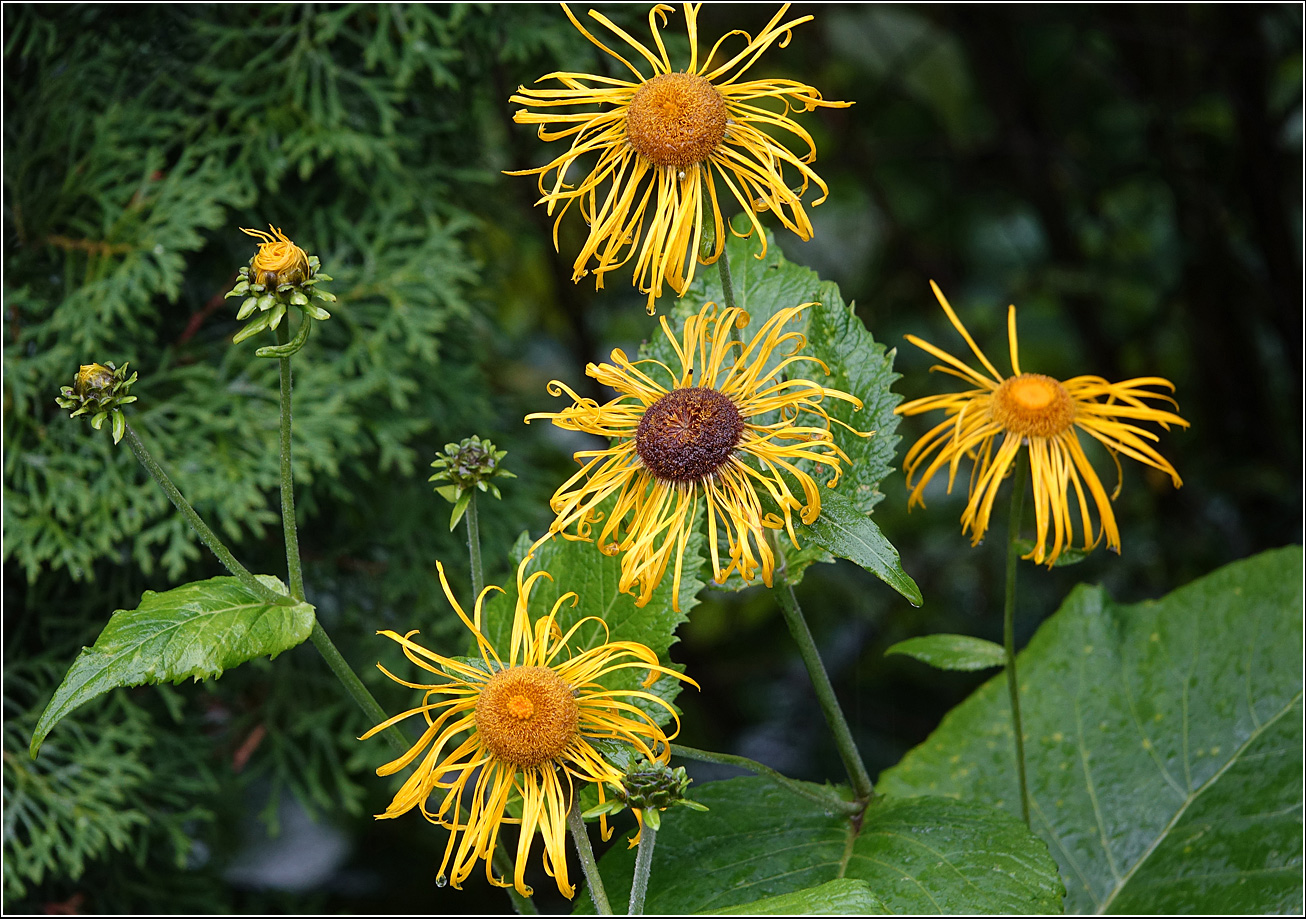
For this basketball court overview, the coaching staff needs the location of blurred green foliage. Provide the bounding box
[3,2,1300,914]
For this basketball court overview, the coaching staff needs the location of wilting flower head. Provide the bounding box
[896,281,1189,565]
[362,559,693,898]
[509,3,851,313]
[226,225,335,347]
[55,361,138,444]
[527,302,866,609]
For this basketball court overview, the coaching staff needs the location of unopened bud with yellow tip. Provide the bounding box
[55,361,138,444]
[583,756,708,843]
[225,225,336,355]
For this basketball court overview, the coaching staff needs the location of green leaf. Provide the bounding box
[642,228,906,589]
[799,489,922,606]
[886,634,1006,671]
[582,776,1064,914]
[448,490,472,531]
[110,410,125,445]
[1013,539,1092,567]
[482,528,706,723]
[704,878,889,915]
[30,575,315,757]
[232,310,272,343]
[878,546,1304,914]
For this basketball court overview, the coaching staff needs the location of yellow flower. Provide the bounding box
[240,225,308,288]
[527,301,866,610]
[896,281,1189,565]
[509,3,850,313]
[361,560,692,899]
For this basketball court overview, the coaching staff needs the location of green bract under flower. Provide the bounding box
[225,225,336,356]
[55,361,138,444]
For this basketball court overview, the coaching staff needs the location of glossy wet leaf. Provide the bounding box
[879,546,1304,913]
[799,489,922,605]
[887,633,1007,671]
[31,576,314,757]
[581,776,1064,914]
[705,878,889,914]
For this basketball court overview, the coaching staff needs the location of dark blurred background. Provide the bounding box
[3,3,1301,913]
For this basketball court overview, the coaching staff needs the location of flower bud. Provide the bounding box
[225,225,336,352]
[429,436,517,530]
[56,361,138,444]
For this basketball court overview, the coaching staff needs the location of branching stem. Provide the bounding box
[671,743,863,816]
[122,423,285,606]
[774,575,875,802]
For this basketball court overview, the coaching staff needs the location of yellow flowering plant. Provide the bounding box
[20,5,1298,918]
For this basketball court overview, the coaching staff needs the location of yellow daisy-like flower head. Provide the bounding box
[241,224,309,288]
[896,281,1189,566]
[509,3,851,313]
[362,560,693,899]
[527,301,866,610]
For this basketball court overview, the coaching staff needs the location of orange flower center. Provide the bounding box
[992,373,1075,437]
[636,386,744,482]
[475,666,579,768]
[626,72,728,170]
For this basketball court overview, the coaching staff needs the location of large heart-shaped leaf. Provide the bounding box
[31,575,314,757]
[878,546,1304,913]
[582,776,1064,914]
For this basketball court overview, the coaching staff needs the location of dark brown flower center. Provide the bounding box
[475,666,579,768]
[992,373,1075,437]
[636,386,744,482]
[626,72,728,170]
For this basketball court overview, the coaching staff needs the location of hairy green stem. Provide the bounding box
[567,800,613,915]
[774,578,875,802]
[715,236,737,313]
[276,321,305,601]
[1004,450,1032,827]
[628,810,657,915]
[466,490,484,603]
[671,743,862,816]
[308,622,409,757]
[122,423,286,606]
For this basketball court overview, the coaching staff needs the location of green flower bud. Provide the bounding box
[56,361,138,445]
[429,436,517,530]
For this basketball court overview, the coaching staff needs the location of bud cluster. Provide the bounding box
[584,757,708,831]
[429,436,517,530]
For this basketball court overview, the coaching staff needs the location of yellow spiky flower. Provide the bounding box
[527,301,866,610]
[896,281,1189,565]
[509,3,850,313]
[361,559,693,899]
